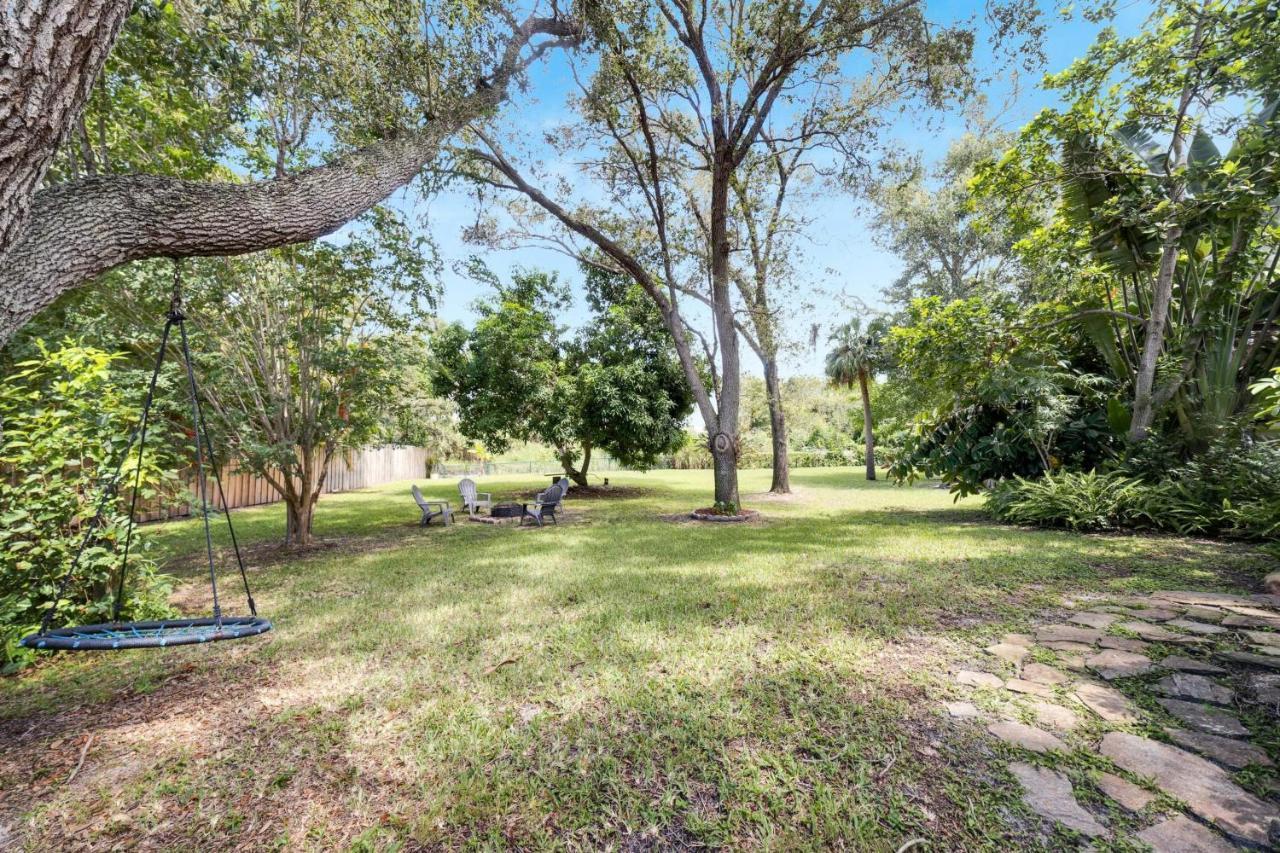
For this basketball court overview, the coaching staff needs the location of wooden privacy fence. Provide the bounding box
[136,445,433,522]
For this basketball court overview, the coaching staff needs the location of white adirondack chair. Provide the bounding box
[411,485,451,526]
[457,478,492,515]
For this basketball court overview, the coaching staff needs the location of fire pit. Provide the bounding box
[490,503,525,520]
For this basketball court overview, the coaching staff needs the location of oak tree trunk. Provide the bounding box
[763,355,791,494]
[858,369,876,481]
[0,0,132,259]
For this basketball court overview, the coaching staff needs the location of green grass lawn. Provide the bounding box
[0,468,1271,850]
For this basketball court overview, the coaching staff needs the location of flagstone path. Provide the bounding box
[941,588,1280,849]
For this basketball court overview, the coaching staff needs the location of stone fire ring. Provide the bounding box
[689,508,760,523]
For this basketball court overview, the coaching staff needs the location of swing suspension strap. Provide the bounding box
[37,259,257,637]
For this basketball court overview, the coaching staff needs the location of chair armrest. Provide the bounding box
[477,492,492,501]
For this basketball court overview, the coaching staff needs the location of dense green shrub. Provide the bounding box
[987,471,1148,531]
[988,438,1280,540]
[0,343,174,670]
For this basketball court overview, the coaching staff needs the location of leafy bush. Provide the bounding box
[0,343,174,670]
[987,471,1148,531]
[987,436,1280,540]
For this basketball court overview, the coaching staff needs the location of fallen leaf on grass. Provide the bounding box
[484,657,520,675]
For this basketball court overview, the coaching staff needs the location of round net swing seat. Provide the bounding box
[21,617,272,651]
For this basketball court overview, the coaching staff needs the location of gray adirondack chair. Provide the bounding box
[411,485,452,526]
[522,479,567,526]
[458,478,492,515]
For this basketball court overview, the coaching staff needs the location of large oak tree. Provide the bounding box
[0,0,583,344]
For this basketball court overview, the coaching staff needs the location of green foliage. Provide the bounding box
[886,297,1119,495]
[433,266,693,481]
[987,471,1147,532]
[989,436,1280,539]
[1251,369,1280,431]
[825,317,890,391]
[0,343,173,670]
[866,130,1028,308]
[974,0,1280,443]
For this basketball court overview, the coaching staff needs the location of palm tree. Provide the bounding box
[826,317,890,481]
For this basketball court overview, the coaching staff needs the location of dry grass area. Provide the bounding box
[0,468,1271,850]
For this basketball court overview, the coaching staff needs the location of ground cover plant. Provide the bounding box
[1,468,1273,849]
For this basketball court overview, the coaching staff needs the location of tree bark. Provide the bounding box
[0,0,132,260]
[707,156,742,507]
[858,369,876,481]
[710,436,741,509]
[0,11,583,345]
[558,444,591,487]
[1128,227,1181,442]
[762,355,791,493]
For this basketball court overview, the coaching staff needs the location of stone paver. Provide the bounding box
[1127,607,1179,622]
[1152,590,1256,608]
[1243,629,1280,647]
[1100,732,1279,845]
[987,720,1067,754]
[1042,641,1095,655]
[1008,763,1106,838]
[1086,649,1154,680]
[1166,618,1228,636]
[955,669,1003,689]
[1095,772,1154,813]
[1099,635,1149,653]
[1117,621,1193,643]
[1221,613,1280,630]
[1164,727,1273,769]
[1135,815,1236,853]
[1055,653,1087,671]
[1160,655,1226,674]
[1249,643,1280,657]
[1248,672,1280,705]
[945,701,979,718]
[1002,633,1034,647]
[1037,625,1102,645]
[984,643,1029,666]
[1069,612,1117,629]
[1215,650,1280,670]
[1184,605,1226,623]
[1220,604,1280,625]
[1152,673,1233,705]
[1005,678,1055,698]
[1073,682,1139,723]
[1157,698,1250,738]
[1022,662,1069,685]
[1028,700,1078,732]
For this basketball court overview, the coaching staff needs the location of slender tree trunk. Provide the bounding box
[1129,226,1182,443]
[708,155,742,507]
[858,369,876,481]
[763,355,791,493]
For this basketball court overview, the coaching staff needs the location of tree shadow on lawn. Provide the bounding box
[1,497,1265,848]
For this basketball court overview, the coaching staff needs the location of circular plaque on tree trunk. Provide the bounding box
[711,432,732,454]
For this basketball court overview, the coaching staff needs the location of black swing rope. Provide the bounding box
[22,260,269,651]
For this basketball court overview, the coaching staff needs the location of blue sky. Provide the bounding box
[382,0,1154,378]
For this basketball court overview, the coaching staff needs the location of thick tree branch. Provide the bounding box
[0,12,583,344]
